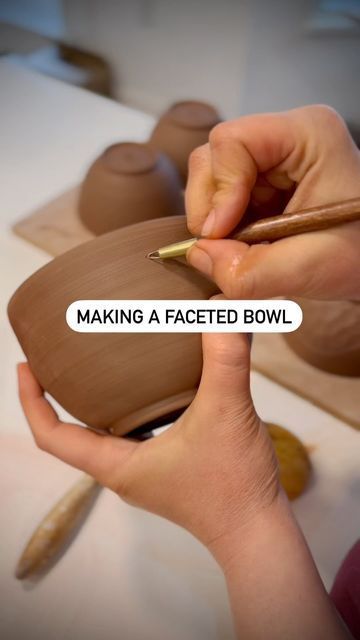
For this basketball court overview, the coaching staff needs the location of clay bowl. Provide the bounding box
[78,142,184,235]
[284,298,360,377]
[8,216,217,436]
[149,101,221,185]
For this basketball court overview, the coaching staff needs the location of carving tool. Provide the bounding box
[147,198,360,261]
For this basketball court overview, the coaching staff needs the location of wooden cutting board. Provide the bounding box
[252,334,360,430]
[13,186,94,256]
[12,187,360,430]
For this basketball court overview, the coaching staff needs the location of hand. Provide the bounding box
[17,332,279,556]
[186,105,360,300]
[17,335,349,638]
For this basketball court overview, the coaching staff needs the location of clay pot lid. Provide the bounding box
[166,101,220,130]
[102,142,158,175]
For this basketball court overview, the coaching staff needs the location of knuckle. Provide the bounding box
[213,337,250,371]
[114,469,137,504]
[188,144,208,173]
[114,474,130,500]
[219,258,256,300]
[308,104,348,137]
[104,439,140,502]
[33,431,47,452]
[311,103,341,121]
[223,269,242,299]
[238,269,257,299]
[209,122,229,149]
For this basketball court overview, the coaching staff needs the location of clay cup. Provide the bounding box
[78,142,184,235]
[149,100,221,185]
[284,298,360,377]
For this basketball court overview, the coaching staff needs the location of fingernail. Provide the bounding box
[187,246,213,277]
[201,209,216,237]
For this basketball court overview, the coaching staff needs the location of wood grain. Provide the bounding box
[233,198,360,243]
[13,186,94,256]
[15,474,99,579]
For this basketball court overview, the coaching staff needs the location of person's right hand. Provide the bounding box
[186,105,360,300]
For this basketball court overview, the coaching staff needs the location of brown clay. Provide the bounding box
[78,142,184,235]
[267,423,311,500]
[8,217,217,435]
[149,101,221,184]
[284,299,360,377]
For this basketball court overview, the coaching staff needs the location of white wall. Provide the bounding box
[62,0,360,122]
[62,0,250,118]
[2,0,359,122]
[239,0,360,123]
[0,0,65,38]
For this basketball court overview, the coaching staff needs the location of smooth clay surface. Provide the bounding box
[78,143,184,235]
[8,217,217,435]
[284,298,360,377]
[149,101,221,184]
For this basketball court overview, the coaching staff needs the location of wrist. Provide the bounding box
[208,491,348,639]
[207,489,291,574]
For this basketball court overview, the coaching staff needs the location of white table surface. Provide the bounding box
[0,60,359,640]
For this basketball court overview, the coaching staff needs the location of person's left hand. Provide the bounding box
[18,331,280,558]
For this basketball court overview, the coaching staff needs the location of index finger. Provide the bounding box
[185,111,298,239]
[17,363,138,488]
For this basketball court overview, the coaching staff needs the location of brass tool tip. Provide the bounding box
[147,251,161,261]
[146,238,197,261]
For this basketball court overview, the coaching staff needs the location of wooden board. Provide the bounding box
[13,186,94,256]
[252,334,360,430]
[12,187,360,430]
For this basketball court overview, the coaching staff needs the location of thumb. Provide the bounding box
[196,331,254,415]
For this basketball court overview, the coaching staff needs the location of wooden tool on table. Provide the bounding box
[15,474,100,580]
[15,428,153,580]
[147,198,360,260]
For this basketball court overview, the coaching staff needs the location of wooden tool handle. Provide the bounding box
[15,474,99,580]
[233,198,360,244]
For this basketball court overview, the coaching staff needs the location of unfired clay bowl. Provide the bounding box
[8,217,217,435]
[284,298,360,377]
[78,142,184,235]
[149,101,221,185]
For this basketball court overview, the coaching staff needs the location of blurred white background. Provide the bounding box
[1,0,359,121]
[0,4,360,640]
